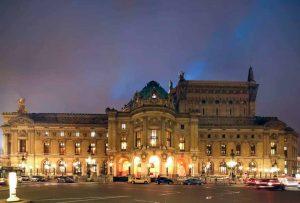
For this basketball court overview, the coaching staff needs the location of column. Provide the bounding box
[3,134,8,156]
[142,117,148,147]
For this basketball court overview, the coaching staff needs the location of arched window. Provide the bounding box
[75,142,81,155]
[203,161,214,175]
[249,161,256,173]
[166,131,172,148]
[44,142,50,154]
[206,144,212,156]
[43,160,51,175]
[59,142,65,155]
[250,144,256,156]
[150,130,158,147]
[219,162,227,174]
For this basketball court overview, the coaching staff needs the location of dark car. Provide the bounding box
[255,178,285,190]
[245,178,257,186]
[183,178,203,185]
[21,176,30,181]
[155,177,173,184]
[31,176,47,182]
[57,176,75,183]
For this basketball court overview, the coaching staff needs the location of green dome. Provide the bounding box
[139,81,168,99]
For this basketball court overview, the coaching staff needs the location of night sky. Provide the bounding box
[0,0,299,150]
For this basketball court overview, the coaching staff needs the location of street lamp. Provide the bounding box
[128,163,131,176]
[226,149,237,181]
[147,163,151,176]
[51,164,56,176]
[258,168,262,178]
[109,162,113,175]
[188,164,193,176]
[165,163,169,176]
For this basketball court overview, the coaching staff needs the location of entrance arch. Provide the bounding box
[177,159,187,177]
[166,157,174,176]
[117,158,130,176]
[133,157,142,177]
[148,156,160,177]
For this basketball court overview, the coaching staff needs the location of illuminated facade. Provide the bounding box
[1,68,298,178]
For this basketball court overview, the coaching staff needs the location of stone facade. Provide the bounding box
[1,68,298,178]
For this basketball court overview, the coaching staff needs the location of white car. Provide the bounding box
[128,177,150,184]
[280,177,298,188]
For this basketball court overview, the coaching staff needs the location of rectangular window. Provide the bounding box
[75,143,81,155]
[60,131,64,137]
[75,131,80,137]
[150,130,158,147]
[166,131,172,148]
[135,131,142,148]
[236,144,241,156]
[179,137,185,151]
[91,143,96,155]
[270,142,277,155]
[206,144,212,156]
[19,140,26,153]
[59,142,65,155]
[44,142,50,154]
[250,144,256,156]
[284,146,287,158]
[121,123,126,129]
[180,124,185,130]
[121,136,127,150]
[221,144,226,156]
[91,131,96,137]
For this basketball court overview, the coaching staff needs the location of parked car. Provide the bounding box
[155,177,173,184]
[183,178,203,185]
[31,176,47,182]
[245,178,257,186]
[255,178,285,190]
[57,176,75,183]
[280,177,298,188]
[21,176,30,181]
[128,177,149,184]
[0,178,7,185]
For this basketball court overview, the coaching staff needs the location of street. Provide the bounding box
[0,182,300,203]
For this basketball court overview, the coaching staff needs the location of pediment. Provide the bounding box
[8,116,34,126]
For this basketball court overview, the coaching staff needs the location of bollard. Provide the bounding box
[7,172,20,202]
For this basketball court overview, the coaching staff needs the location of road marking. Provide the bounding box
[160,192,181,196]
[134,200,160,203]
[36,196,129,203]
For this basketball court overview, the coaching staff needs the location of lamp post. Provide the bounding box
[188,164,193,177]
[86,144,92,179]
[51,164,56,176]
[128,163,131,176]
[147,163,151,176]
[226,149,237,181]
[165,163,169,176]
[258,168,262,178]
[109,162,113,175]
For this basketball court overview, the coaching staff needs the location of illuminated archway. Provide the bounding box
[177,159,186,177]
[134,157,142,177]
[148,156,160,177]
[165,157,174,176]
[117,158,130,176]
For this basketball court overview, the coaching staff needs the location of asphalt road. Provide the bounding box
[0,182,299,203]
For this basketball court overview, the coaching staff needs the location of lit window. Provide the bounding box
[90,143,96,155]
[152,93,157,99]
[75,143,81,155]
[121,136,127,150]
[121,123,126,129]
[284,147,287,157]
[60,131,64,137]
[44,142,50,154]
[206,144,212,155]
[179,137,185,151]
[166,131,172,148]
[59,142,65,155]
[45,131,49,136]
[19,139,26,153]
[221,144,226,155]
[236,144,241,156]
[150,130,158,147]
[75,132,80,137]
[250,144,256,156]
[271,142,277,155]
[91,131,96,137]
[135,131,142,148]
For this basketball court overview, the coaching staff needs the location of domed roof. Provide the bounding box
[139,81,168,99]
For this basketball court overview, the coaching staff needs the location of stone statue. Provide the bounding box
[168,80,173,93]
[179,71,185,82]
[17,97,27,113]
[248,66,255,82]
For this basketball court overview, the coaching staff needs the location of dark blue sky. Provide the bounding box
[0,0,299,149]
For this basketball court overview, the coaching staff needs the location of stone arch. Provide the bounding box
[148,155,160,177]
[176,158,187,177]
[117,157,131,176]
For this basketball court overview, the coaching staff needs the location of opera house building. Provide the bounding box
[1,68,298,179]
